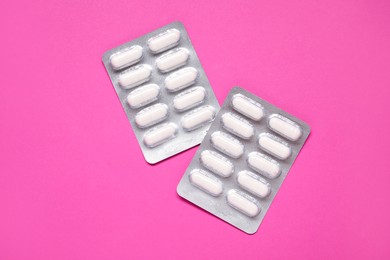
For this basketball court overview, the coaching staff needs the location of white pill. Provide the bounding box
[143,123,177,148]
[189,169,223,196]
[231,94,264,121]
[165,67,198,92]
[156,48,189,73]
[135,103,169,128]
[237,170,271,198]
[247,152,281,179]
[110,45,143,70]
[147,28,181,53]
[258,134,291,160]
[173,87,206,111]
[221,112,255,139]
[181,106,215,131]
[268,114,303,141]
[200,150,234,177]
[127,84,160,109]
[118,65,152,89]
[210,131,244,158]
[227,190,260,217]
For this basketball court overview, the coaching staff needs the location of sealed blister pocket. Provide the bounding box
[102,22,220,164]
[177,87,311,234]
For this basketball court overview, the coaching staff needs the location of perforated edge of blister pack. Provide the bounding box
[177,87,311,234]
[102,21,220,164]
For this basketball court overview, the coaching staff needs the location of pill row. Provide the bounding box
[116,47,192,89]
[141,105,216,148]
[103,22,220,164]
[110,28,182,71]
[177,87,310,234]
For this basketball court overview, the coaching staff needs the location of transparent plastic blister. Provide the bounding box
[102,22,220,164]
[177,87,311,234]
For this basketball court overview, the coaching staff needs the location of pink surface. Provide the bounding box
[0,0,389,259]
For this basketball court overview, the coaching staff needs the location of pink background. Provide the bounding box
[1,0,389,259]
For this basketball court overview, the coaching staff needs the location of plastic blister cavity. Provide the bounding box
[102,22,220,164]
[177,87,311,234]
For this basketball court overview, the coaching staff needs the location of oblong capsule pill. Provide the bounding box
[118,65,152,89]
[127,84,160,109]
[156,48,189,73]
[164,67,198,92]
[231,94,264,121]
[189,169,223,196]
[200,150,234,177]
[221,112,255,139]
[258,133,291,160]
[143,123,177,148]
[226,190,260,217]
[181,105,215,131]
[247,152,281,179]
[210,131,244,158]
[135,103,169,128]
[110,45,143,70]
[268,114,303,141]
[237,170,271,198]
[147,28,181,54]
[173,87,206,111]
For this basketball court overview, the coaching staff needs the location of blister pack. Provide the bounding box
[177,87,311,234]
[102,22,220,164]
